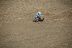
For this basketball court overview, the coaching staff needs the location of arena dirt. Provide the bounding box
[0,0,72,48]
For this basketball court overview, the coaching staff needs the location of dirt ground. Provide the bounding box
[0,0,72,48]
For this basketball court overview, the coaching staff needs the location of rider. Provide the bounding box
[34,11,41,21]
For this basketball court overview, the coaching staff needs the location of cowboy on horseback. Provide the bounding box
[33,11,44,22]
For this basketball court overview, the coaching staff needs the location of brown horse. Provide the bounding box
[33,18,44,22]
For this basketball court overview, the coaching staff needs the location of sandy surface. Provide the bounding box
[0,0,72,48]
